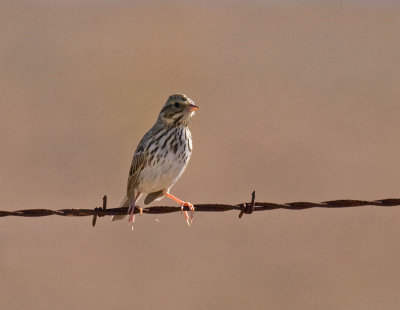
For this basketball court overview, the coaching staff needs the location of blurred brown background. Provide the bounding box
[1,1,400,309]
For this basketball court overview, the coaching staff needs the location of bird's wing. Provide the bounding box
[126,152,146,202]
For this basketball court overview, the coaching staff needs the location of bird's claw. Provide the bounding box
[128,205,143,223]
[181,202,194,227]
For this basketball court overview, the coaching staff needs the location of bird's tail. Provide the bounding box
[111,196,129,221]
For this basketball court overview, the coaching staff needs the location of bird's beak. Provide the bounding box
[188,104,199,112]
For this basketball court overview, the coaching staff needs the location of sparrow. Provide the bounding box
[112,94,198,226]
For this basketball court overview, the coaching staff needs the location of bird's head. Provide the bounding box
[158,94,199,126]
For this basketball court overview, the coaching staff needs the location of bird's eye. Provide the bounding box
[174,102,180,108]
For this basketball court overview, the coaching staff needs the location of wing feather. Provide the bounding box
[126,152,146,202]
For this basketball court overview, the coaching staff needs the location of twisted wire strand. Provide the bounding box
[0,192,399,227]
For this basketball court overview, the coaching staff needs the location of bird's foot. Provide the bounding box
[127,204,143,223]
[181,202,195,227]
[164,193,195,227]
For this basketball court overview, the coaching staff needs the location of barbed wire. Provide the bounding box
[0,192,399,227]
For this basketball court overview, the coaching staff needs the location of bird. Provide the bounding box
[112,94,199,226]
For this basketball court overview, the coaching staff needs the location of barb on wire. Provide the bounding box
[0,191,399,227]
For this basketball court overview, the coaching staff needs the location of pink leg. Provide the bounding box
[128,192,143,223]
[165,193,195,226]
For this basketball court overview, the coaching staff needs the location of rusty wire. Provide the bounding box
[0,192,399,227]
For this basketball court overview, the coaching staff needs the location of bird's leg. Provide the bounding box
[164,193,194,226]
[128,192,143,223]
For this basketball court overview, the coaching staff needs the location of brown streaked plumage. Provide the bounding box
[111,94,199,226]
